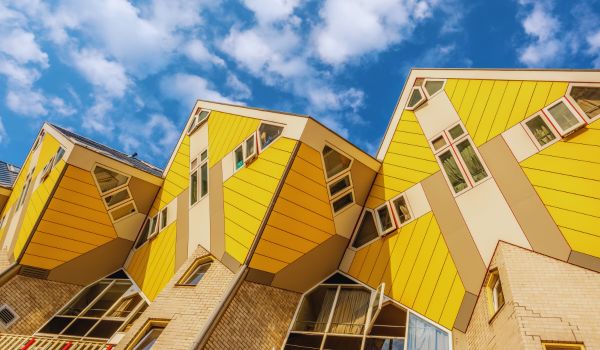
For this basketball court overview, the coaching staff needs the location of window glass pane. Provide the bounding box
[329,287,370,335]
[493,279,505,311]
[123,303,148,332]
[365,338,405,350]
[187,118,196,133]
[376,206,394,232]
[293,285,338,332]
[200,163,208,197]
[94,166,128,194]
[61,281,111,316]
[200,150,208,161]
[108,294,143,318]
[55,147,66,165]
[548,101,581,131]
[407,88,423,108]
[62,318,98,336]
[329,175,351,198]
[284,333,324,350]
[190,171,198,205]
[323,335,362,349]
[352,211,379,249]
[259,124,283,149]
[87,320,124,339]
[198,110,209,123]
[525,115,556,147]
[439,150,468,193]
[456,139,487,183]
[39,316,74,334]
[245,134,256,159]
[234,146,244,170]
[135,220,151,249]
[110,202,136,221]
[407,314,448,350]
[150,216,158,235]
[392,196,411,224]
[104,188,131,208]
[84,281,132,317]
[448,124,464,139]
[369,304,407,337]
[424,80,444,96]
[160,208,167,229]
[183,262,211,285]
[431,136,447,151]
[332,192,353,212]
[133,326,164,350]
[323,146,351,179]
[570,86,600,119]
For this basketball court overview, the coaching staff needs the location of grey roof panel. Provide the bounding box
[0,161,20,188]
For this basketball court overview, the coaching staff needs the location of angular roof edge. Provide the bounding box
[0,160,20,188]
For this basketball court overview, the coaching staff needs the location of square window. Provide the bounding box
[244,134,256,161]
[129,320,168,350]
[438,149,469,194]
[455,138,488,183]
[160,208,168,230]
[544,99,585,136]
[375,204,396,236]
[234,145,244,170]
[178,259,212,286]
[109,202,137,222]
[448,124,465,139]
[390,195,412,225]
[431,135,448,151]
[328,175,352,198]
[523,114,559,149]
[332,190,354,213]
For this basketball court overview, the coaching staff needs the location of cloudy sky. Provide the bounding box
[1,0,599,168]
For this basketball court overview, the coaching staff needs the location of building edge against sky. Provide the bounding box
[0,68,599,350]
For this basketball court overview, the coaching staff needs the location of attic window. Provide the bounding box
[352,210,379,249]
[258,123,283,150]
[375,203,396,236]
[187,109,211,134]
[322,145,352,180]
[0,304,18,328]
[423,79,445,98]
[93,165,129,194]
[568,84,600,121]
[522,114,559,150]
[406,87,426,110]
[103,188,131,209]
[391,195,412,225]
[544,98,585,136]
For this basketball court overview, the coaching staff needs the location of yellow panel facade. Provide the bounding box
[521,119,600,259]
[150,136,190,215]
[20,165,118,269]
[207,111,261,168]
[223,137,297,263]
[12,134,64,260]
[445,79,569,146]
[347,212,465,329]
[249,143,335,273]
[365,110,439,208]
[126,222,176,300]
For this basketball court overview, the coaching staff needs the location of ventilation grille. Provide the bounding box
[0,305,18,328]
[19,265,50,279]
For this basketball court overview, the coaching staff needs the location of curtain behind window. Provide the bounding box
[329,288,370,335]
[407,314,448,350]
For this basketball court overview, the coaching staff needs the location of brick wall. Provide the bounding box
[462,242,600,349]
[116,246,235,350]
[203,281,301,350]
[0,275,81,335]
[0,248,11,272]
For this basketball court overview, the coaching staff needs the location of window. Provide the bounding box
[258,123,284,150]
[38,271,147,341]
[406,87,426,110]
[41,146,66,182]
[423,79,445,98]
[322,145,352,180]
[160,207,168,230]
[17,169,34,209]
[190,170,198,205]
[285,275,449,350]
[187,108,210,134]
[351,210,379,249]
[486,269,505,317]
[103,188,132,209]
[328,175,352,198]
[54,147,66,165]
[568,84,600,122]
[390,195,412,226]
[32,130,45,150]
[431,122,489,195]
[177,258,212,286]
[93,165,130,194]
[543,343,585,350]
[234,134,257,171]
[322,145,355,214]
[129,320,168,350]
[332,191,354,213]
[522,114,559,150]
[375,203,396,236]
[543,98,585,136]
[109,202,137,222]
[191,149,209,204]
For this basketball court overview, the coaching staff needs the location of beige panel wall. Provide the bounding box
[203,281,300,350]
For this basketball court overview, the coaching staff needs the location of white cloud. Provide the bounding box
[0,60,40,86]
[517,2,562,67]
[118,113,179,156]
[71,49,130,98]
[181,40,225,67]
[160,73,238,106]
[0,116,7,144]
[226,74,252,100]
[0,29,48,66]
[587,30,600,68]
[6,89,47,117]
[83,98,114,133]
[50,97,76,116]
[312,0,436,65]
[243,0,300,24]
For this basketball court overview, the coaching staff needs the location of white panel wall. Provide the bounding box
[189,123,211,253]
[414,92,462,140]
[502,124,538,162]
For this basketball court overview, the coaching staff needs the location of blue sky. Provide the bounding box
[1,0,599,169]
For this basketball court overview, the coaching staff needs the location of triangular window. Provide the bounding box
[352,210,379,249]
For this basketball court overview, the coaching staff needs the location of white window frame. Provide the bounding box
[159,207,168,230]
[330,188,355,216]
[327,173,354,200]
[491,278,503,312]
[422,79,446,99]
[16,169,34,210]
[321,144,354,182]
[191,148,209,205]
[374,202,396,236]
[102,187,133,210]
[542,97,586,137]
[257,121,285,153]
[39,155,56,182]
[146,215,159,241]
[389,193,414,228]
[365,283,385,334]
[91,164,131,196]
[566,82,600,123]
[108,200,138,223]
[521,113,561,151]
[187,108,211,135]
[429,132,449,153]
[350,209,380,251]
[431,122,490,197]
[233,134,259,173]
[32,130,45,150]
[405,86,426,111]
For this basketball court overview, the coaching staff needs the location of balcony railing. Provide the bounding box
[0,334,111,350]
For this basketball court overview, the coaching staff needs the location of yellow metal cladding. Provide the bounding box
[366,110,439,208]
[208,111,261,168]
[12,134,64,259]
[126,222,176,300]
[521,120,600,258]
[348,212,464,329]
[249,143,335,273]
[150,135,190,215]
[20,165,118,269]
[444,79,568,146]
[223,137,297,263]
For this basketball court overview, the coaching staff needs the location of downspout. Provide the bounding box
[191,141,300,349]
